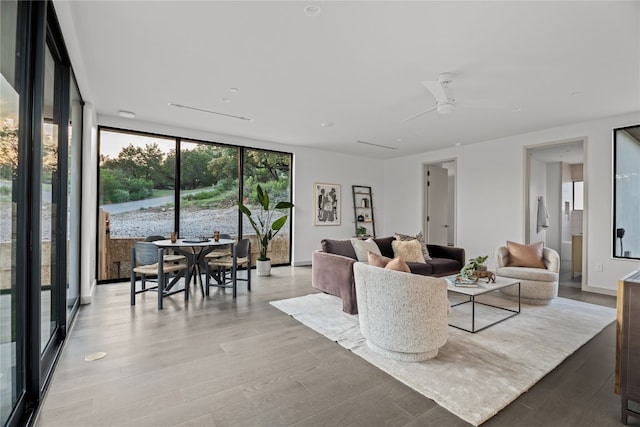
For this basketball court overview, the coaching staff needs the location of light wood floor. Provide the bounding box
[35,267,634,427]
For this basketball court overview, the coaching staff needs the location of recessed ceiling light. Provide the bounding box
[569,91,582,96]
[511,107,522,113]
[396,138,402,142]
[320,122,334,127]
[220,97,231,103]
[118,110,136,119]
[304,4,321,17]
[455,142,462,147]
[229,88,239,93]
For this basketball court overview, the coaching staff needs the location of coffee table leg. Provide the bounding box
[471,295,476,333]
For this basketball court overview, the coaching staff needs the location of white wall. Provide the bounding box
[383,112,640,295]
[545,162,562,254]
[80,104,98,304]
[98,115,384,266]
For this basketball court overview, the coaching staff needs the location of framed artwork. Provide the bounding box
[314,183,341,225]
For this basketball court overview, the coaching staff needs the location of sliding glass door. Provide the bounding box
[0,1,24,422]
[0,2,83,424]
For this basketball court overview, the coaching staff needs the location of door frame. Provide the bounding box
[523,137,587,289]
[422,158,457,246]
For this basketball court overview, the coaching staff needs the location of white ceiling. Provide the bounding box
[60,1,640,159]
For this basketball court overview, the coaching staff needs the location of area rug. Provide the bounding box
[270,293,616,426]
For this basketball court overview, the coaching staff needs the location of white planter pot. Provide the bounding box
[256,259,271,276]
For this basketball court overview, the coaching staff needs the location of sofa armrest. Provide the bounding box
[427,244,465,265]
[495,246,509,268]
[543,247,560,273]
[312,250,358,314]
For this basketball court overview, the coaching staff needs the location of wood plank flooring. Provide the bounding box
[35,267,634,426]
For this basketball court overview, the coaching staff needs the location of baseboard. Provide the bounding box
[583,284,617,297]
[293,260,312,267]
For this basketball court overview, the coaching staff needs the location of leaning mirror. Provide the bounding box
[614,125,640,259]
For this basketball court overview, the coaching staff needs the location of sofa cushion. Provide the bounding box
[321,239,357,259]
[406,262,434,275]
[385,257,411,273]
[368,251,392,268]
[496,266,559,282]
[392,239,426,263]
[426,258,463,276]
[507,241,545,268]
[395,231,432,261]
[351,238,381,262]
[373,236,396,258]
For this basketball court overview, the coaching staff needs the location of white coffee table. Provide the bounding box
[446,275,520,333]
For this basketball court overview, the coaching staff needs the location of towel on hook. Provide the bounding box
[537,196,549,233]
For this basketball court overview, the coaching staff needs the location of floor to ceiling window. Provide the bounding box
[179,140,239,238]
[242,148,292,263]
[0,1,23,423]
[0,2,83,425]
[98,130,175,280]
[98,128,292,281]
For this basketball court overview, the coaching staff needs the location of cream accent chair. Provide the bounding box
[495,246,560,305]
[353,263,448,362]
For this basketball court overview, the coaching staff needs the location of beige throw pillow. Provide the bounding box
[368,251,392,268]
[351,238,381,262]
[395,231,432,261]
[392,239,426,263]
[385,257,411,273]
[506,241,545,268]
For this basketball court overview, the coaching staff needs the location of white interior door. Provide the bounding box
[425,164,448,245]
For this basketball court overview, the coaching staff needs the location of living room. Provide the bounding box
[52,1,640,302]
[4,1,640,425]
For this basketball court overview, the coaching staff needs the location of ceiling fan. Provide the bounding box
[403,72,456,122]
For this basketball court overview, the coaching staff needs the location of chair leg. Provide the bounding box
[184,267,190,302]
[130,272,136,306]
[247,263,251,291]
[205,263,211,296]
[158,272,164,310]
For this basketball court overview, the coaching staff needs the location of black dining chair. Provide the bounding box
[205,238,251,298]
[144,234,186,263]
[204,233,233,261]
[130,241,191,309]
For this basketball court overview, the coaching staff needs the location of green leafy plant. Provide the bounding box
[460,255,489,279]
[356,226,367,237]
[238,184,294,261]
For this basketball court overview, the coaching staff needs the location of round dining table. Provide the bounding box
[152,238,236,296]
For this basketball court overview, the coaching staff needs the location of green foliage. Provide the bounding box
[110,189,130,203]
[99,142,291,213]
[238,184,294,261]
[127,177,153,200]
[460,255,489,280]
[100,168,152,203]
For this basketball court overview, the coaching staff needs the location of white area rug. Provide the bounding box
[270,293,616,426]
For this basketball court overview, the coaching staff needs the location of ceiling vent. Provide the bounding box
[356,140,398,150]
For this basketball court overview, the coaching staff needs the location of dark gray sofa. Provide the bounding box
[312,236,465,314]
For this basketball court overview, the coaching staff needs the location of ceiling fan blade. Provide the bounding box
[421,80,449,103]
[402,105,437,122]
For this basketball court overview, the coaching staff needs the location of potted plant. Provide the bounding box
[459,255,488,280]
[238,184,294,276]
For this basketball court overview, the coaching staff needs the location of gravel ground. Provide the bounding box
[0,203,257,242]
[107,206,254,239]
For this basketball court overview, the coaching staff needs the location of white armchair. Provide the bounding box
[495,245,560,305]
[353,263,449,362]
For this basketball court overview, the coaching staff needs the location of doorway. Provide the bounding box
[525,140,585,288]
[423,160,456,246]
